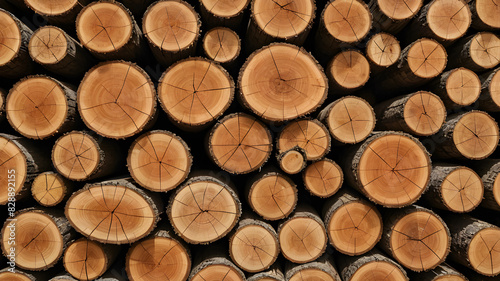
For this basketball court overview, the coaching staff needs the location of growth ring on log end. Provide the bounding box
[426,0,471,41]
[303,159,343,198]
[403,91,446,136]
[78,61,156,139]
[203,27,240,64]
[407,38,447,79]
[239,43,328,121]
[209,113,272,174]
[277,119,331,161]
[0,270,33,281]
[128,130,192,192]
[323,0,372,43]
[28,26,67,65]
[470,32,500,70]
[473,0,500,29]
[158,57,234,128]
[445,68,481,107]
[467,227,500,276]
[327,50,370,91]
[377,0,422,21]
[342,257,409,281]
[0,10,21,67]
[24,0,79,17]
[63,238,109,280]
[31,172,68,207]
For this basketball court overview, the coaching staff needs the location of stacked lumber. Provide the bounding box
[0,0,500,280]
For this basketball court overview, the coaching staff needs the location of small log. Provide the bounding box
[277,119,330,161]
[76,0,146,61]
[239,43,328,122]
[478,67,500,112]
[423,164,483,213]
[28,26,95,79]
[126,225,191,281]
[127,130,192,192]
[343,131,431,207]
[199,0,250,29]
[65,178,162,244]
[247,170,298,221]
[374,91,447,136]
[63,238,120,281]
[245,0,316,52]
[428,67,481,109]
[471,159,500,211]
[202,27,241,71]
[31,171,73,207]
[336,249,409,281]
[368,0,423,33]
[285,254,341,281]
[379,205,451,272]
[143,0,200,66]
[278,205,327,264]
[208,112,272,174]
[0,9,35,79]
[447,32,500,72]
[469,0,500,30]
[327,49,370,92]
[52,131,122,181]
[167,175,241,244]
[24,0,88,27]
[189,245,245,281]
[431,111,499,160]
[0,208,74,271]
[441,214,500,277]
[229,214,279,272]
[78,61,156,139]
[303,158,343,198]
[365,32,401,73]
[0,133,51,205]
[6,75,78,140]
[407,263,467,281]
[158,57,234,130]
[277,146,307,175]
[318,96,376,145]
[323,189,383,256]
[247,266,285,281]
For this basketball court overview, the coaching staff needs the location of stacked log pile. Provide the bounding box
[0,0,499,280]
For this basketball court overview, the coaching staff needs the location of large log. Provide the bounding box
[428,67,481,109]
[302,158,343,198]
[198,0,250,29]
[368,0,422,33]
[336,250,409,281]
[471,159,500,211]
[469,0,500,30]
[477,67,500,112]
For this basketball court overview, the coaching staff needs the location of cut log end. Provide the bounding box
[377,0,422,20]
[278,119,330,161]
[445,68,481,106]
[52,132,99,181]
[31,172,67,207]
[191,263,245,281]
[452,111,499,160]
[485,69,500,110]
[328,50,370,90]
[0,271,33,281]
[474,0,500,29]
[366,33,401,68]
[239,43,328,121]
[348,261,408,281]
[408,39,447,78]
[252,0,315,39]
[201,0,249,17]
[470,32,500,70]
[76,1,132,54]
[427,0,471,41]
[249,173,297,221]
[468,227,500,276]
[159,58,234,128]
[0,10,21,66]
[288,268,338,281]
[279,216,327,263]
[209,113,272,174]
[278,148,307,175]
[303,159,343,198]
[63,238,108,280]
[128,130,192,192]
[0,135,27,205]
[323,0,372,43]
[403,91,446,136]
[143,0,199,52]
[29,26,67,65]
[78,61,156,139]
[441,167,483,212]
[203,27,240,63]
[7,76,69,140]
[24,0,79,16]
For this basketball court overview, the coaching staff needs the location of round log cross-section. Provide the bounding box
[303,158,343,198]
[31,172,70,207]
[277,119,331,161]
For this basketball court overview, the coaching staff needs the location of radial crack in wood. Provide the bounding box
[277,119,330,161]
[429,68,481,109]
[366,33,401,70]
[31,171,70,207]
[336,250,409,281]
[303,158,343,198]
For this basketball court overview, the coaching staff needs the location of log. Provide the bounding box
[428,67,481,109]
[0,268,38,281]
[143,0,200,66]
[247,170,298,221]
[77,61,157,139]
[202,27,241,71]
[469,0,500,30]
[0,208,74,271]
[441,214,500,277]
[303,158,343,198]
[477,67,500,112]
[471,159,500,211]
[447,32,500,72]
[277,119,330,161]
[368,0,422,34]
[52,131,122,181]
[31,171,73,207]
[277,146,307,175]
[313,0,372,62]
[167,175,241,244]
[0,133,51,205]
[208,112,272,174]
[285,254,341,281]
[407,263,467,281]
[343,131,431,207]
[0,88,4,122]
[278,205,327,263]
[76,0,146,61]
[335,249,409,281]
[365,32,401,73]
[198,0,250,29]
[318,96,376,145]
[24,0,88,27]
[126,225,191,281]
[327,49,370,92]
[6,75,78,140]
[65,178,162,244]
[127,130,191,192]
[247,266,285,281]
[239,43,328,122]
[431,111,499,160]
[245,0,316,52]
[423,164,483,213]
[189,248,246,281]
[374,91,447,136]
[379,205,451,272]
[28,26,95,79]
[0,9,35,79]
[158,57,234,130]
[229,214,279,272]
[322,189,383,256]
[63,238,120,281]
